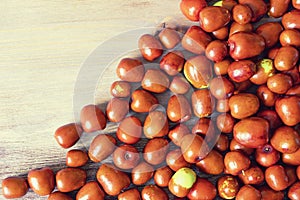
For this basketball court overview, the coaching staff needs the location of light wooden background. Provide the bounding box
[0,0,191,199]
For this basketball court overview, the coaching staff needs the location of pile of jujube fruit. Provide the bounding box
[2,0,300,199]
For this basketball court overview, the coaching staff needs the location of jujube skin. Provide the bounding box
[27,167,55,196]
[130,89,158,113]
[96,164,130,196]
[229,22,253,36]
[229,93,260,119]
[228,32,265,60]
[131,161,154,186]
[141,185,168,200]
[88,134,116,163]
[169,75,190,94]
[255,144,280,167]
[215,134,229,152]
[143,111,169,139]
[154,166,173,187]
[159,51,185,76]
[142,69,170,93]
[76,181,105,200]
[271,126,300,154]
[167,94,191,123]
[256,22,283,48]
[2,177,28,199]
[233,117,269,148]
[48,192,72,200]
[181,26,212,55]
[280,29,300,47]
[199,6,231,32]
[110,81,131,98]
[238,0,267,22]
[80,104,107,133]
[232,4,252,25]
[56,168,87,193]
[205,40,228,62]
[257,109,283,130]
[54,123,82,148]
[116,58,144,82]
[159,28,181,49]
[196,149,224,175]
[218,175,239,199]
[265,165,289,191]
[236,185,262,200]
[116,116,142,144]
[106,98,129,123]
[187,178,217,200]
[238,166,265,185]
[138,34,163,61]
[113,144,140,169]
[282,10,300,30]
[180,0,207,21]
[267,73,293,94]
[66,149,89,167]
[118,188,141,200]
[143,138,169,165]
[224,151,251,176]
[288,182,300,200]
[260,186,285,200]
[166,149,190,172]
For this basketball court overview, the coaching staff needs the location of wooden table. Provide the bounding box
[0,0,187,199]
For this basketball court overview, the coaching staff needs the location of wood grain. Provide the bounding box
[0,0,185,199]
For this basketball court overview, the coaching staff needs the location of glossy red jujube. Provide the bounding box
[159,28,181,49]
[132,161,154,185]
[54,123,82,148]
[116,116,142,144]
[233,117,269,148]
[229,93,260,119]
[88,134,117,163]
[118,188,141,200]
[2,177,28,199]
[113,144,140,169]
[106,98,129,123]
[141,69,170,93]
[160,51,185,76]
[255,144,280,167]
[180,0,207,21]
[191,89,215,118]
[80,104,107,133]
[183,55,213,89]
[228,32,265,60]
[56,168,86,193]
[224,151,251,175]
[143,110,169,139]
[27,167,55,196]
[181,26,212,55]
[265,165,289,191]
[76,181,105,200]
[271,126,300,154]
[138,34,163,61]
[143,138,169,165]
[199,6,231,32]
[130,89,158,113]
[96,164,130,196]
[167,94,192,123]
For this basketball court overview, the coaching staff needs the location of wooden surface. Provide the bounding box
[0,0,188,199]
